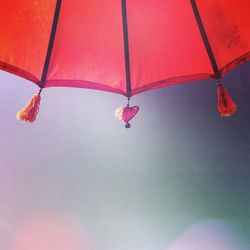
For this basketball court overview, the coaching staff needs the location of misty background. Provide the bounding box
[0,62,249,250]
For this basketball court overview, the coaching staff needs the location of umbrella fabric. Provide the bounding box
[0,0,250,97]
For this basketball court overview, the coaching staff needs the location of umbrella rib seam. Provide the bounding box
[121,0,132,97]
[40,0,62,87]
[190,0,220,79]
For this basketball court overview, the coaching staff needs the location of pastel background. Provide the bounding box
[0,63,249,250]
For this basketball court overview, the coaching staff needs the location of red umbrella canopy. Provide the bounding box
[0,0,250,124]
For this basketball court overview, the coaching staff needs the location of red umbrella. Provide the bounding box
[0,0,249,127]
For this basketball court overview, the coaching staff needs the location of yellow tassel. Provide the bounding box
[16,90,41,123]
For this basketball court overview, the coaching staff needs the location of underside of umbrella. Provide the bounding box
[0,0,249,123]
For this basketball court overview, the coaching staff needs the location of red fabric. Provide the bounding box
[0,0,250,96]
[0,1,56,81]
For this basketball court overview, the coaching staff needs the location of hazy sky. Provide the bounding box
[0,62,249,250]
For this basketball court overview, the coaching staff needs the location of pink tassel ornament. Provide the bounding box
[115,98,139,128]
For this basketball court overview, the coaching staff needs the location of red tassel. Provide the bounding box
[217,83,237,117]
[16,90,41,123]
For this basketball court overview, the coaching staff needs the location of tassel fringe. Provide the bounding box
[217,83,237,117]
[16,90,42,123]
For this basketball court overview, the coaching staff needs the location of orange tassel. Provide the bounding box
[16,90,41,123]
[217,83,237,117]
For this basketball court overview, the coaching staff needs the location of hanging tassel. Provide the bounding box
[16,89,42,123]
[115,98,139,128]
[217,80,237,117]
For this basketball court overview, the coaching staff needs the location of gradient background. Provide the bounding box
[0,62,249,250]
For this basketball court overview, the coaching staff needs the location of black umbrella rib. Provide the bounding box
[121,0,132,97]
[190,0,220,78]
[40,0,62,87]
